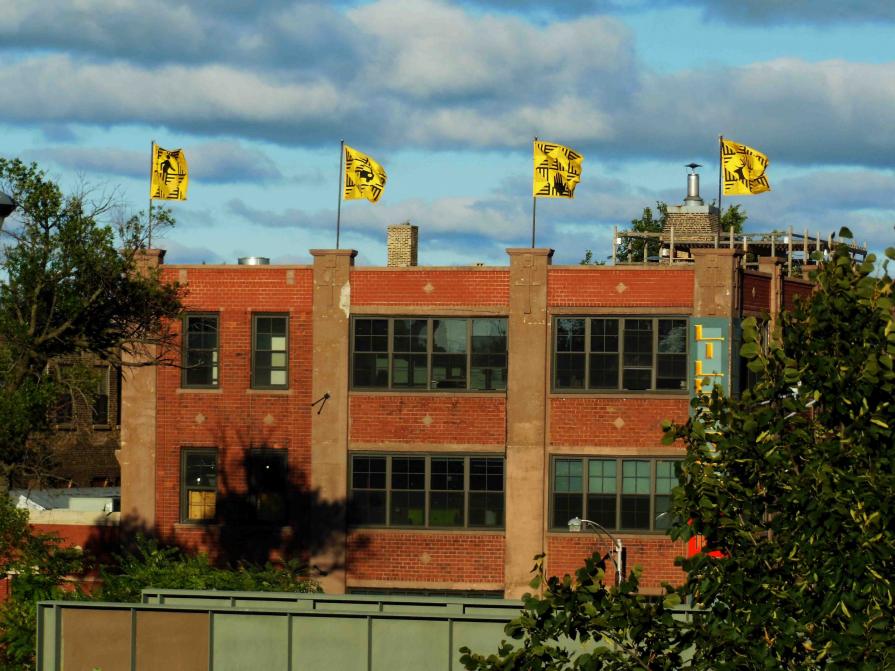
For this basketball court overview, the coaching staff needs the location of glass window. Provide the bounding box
[551,457,680,532]
[247,449,288,523]
[183,314,219,388]
[351,317,508,391]
[350,456,387,525]
[350,455,504,529]
[353,318,389,388]
[554,317,688,392]
[181,449,217,523]
[252,315,288,389]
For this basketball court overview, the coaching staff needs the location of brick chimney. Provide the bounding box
[662,168,720,242]
[387,222,418,267]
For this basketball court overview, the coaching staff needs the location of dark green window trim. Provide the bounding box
[180,447,218,523]
[182,313,220,388]
[349,453,505,529]
[251,314,289,390]
[550,456,681,533]
[553,316,688,392]
[351,317,508,391]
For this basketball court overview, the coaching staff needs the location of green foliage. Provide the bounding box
[617,202,667,262]
[0,158,183,487]
[97,535,320,603]
[719,203,747,233]
[0,496,85,670]
[465,231,894,670]
[580,250,606,266]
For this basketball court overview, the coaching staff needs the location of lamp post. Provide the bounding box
[0,191,16,229]
[568,516,625,586]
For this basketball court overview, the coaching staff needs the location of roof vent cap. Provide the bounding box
[238,256,270,265]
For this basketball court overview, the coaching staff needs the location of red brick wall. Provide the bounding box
[743,272,771,313]
[548,269,694,308]
[550,397,689,447]
[547,534,686,591]
[350,395,506,445]
[783,278,813,312]
[347,531,504,584]
[155,267,314,540]
[351,269,509,306]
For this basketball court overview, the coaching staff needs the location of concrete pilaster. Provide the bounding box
[117,249,165,529]
[503,248,553,598]
[309,249,356,593]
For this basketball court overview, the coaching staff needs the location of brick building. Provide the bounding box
[117,196,818,597]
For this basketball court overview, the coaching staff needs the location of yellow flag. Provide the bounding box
[533,140,583,198]
[150,144,189,200]
[721,139,770,195]
[344,145,387,203]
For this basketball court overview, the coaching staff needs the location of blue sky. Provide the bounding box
[2,0,894,266]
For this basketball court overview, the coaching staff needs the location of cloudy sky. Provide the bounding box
[2,0,894,265]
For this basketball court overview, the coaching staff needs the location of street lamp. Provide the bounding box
[568,516,625,586]
[0,191,16,228]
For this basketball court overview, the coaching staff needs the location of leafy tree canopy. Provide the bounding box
[464,231,894,670]
[0,158,182,487]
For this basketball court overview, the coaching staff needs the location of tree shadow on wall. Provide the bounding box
[83,422,365,583]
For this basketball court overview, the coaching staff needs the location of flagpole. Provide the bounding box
[148,140,155,248]
[531,136,537,248]
[717,135,723,217]
[336,139,344,250]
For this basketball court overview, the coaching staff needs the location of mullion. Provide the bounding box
[584,319,591,391]
[617,320,625,390]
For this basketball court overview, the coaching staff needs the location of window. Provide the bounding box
[352,317,507,391]
[349,454,504,528]
[247,449,288,523]
[252,315,288,389]
[183,314,219,388]
[554,317,688,392]
[51,364,111,426]
[551,457,680,532]
[181,448,217,523]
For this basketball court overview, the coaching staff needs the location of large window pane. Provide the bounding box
[553,458,583,528]
[432,319,467,389]
[253,315,288,389]
[182,449,217,523]
[184,315,219,387]
[469,457,504,527]
[654,460,677,530]
[587,459,617,529]
[390,457,426,525]
[429,457,464,527]
[621,460,650,529]
[350,456,387,525]
[471,319,507,391]
[656,319,687,390]
[622,319,653,390]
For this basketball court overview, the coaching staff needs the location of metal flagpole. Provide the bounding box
[717,135,723,217]
[531,136,537,248]
[148,140,155,248]
[336,140,344,250]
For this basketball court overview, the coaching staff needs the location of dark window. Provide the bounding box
[247,449,288,523]
[51,364,111,426]
[552,457,680,532]
[349,454,505,529]
[183,314,219,388]
[181,448,217,523]
[252,315,288,389]
[554,317,688,392]
[351,317,507,391]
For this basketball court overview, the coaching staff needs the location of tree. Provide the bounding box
[615,203,747,264]
[462,231,894,669]
[0,159,182,488]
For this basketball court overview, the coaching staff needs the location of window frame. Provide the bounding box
[549,456,681,533]
[350,317,508,392]
[348,453,506,530]
[180,447,218,524]
[182,313,220,389]
[552,316,689,393]
[247,447,289,524]
[251,313,289,390]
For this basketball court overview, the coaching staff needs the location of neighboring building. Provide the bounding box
[118,182,825,598]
